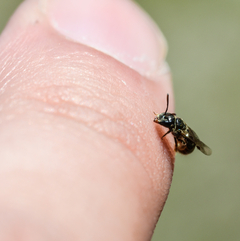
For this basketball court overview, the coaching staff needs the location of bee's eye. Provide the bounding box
[162,115,171,123]
[163,116,168,121]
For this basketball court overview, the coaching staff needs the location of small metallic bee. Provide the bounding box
[153,94,212,155]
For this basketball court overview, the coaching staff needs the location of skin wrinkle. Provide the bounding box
[1,80,158,187]
[3,83,157,191]
[1,47,148,142]
[0,34,46,89]
[3,80,170,199]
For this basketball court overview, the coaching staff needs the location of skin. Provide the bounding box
[0,0,175,240]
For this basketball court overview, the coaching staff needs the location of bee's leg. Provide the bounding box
[174,137,178,152]
[161,130,171,139]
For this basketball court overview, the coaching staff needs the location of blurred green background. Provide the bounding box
[135,0,240,240]
[0,0,239,240]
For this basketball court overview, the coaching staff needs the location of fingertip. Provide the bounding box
[0,0,175,238]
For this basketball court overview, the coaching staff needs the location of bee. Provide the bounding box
[153,94,212,155]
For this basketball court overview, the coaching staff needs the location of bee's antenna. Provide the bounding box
[164,94,169,114]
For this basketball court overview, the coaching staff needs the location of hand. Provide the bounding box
[0,0,174,239]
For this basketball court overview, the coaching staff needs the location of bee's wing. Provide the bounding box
[187,128,212,156]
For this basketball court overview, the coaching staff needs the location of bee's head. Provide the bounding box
[154,113,175,128]
[153,94,175,128]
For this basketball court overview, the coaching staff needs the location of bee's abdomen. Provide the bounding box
[176,137,195,155]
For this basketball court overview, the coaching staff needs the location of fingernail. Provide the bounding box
[46,0,167,79]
